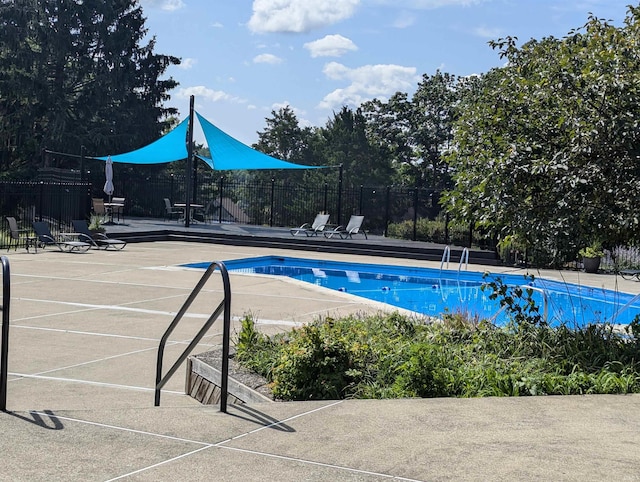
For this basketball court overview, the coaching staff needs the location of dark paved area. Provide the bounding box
[106,216,499,266]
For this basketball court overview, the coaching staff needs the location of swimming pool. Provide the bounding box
[184,256,640,326]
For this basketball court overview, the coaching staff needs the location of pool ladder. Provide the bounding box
[440,246,469,272]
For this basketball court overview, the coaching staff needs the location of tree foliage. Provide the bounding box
[316,106,393,187]
[444,8,640,263]
[362,71,462,187]
[0,0,180,176]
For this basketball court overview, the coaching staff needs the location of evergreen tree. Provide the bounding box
[0,0,180,176]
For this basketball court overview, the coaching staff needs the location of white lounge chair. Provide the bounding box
[290,213,330,236]
[323,215,367,239]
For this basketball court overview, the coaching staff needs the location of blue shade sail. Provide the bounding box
[196,112,324,170]
[90,113,324,170]
[93,118,189,164]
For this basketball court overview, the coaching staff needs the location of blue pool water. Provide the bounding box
[184,256,640,326]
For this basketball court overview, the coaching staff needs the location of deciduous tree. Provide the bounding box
[444,7,640,263]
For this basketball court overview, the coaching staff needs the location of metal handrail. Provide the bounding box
[605,291,640,325]
[522,285,549,323]
[1,256,10,412]
[440,246,450,271]
[458,247,469,272]
[155,261,231,412]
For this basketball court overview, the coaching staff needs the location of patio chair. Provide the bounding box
[323,215,368,239]
[32,221,91,253]
[111,197,125,222]
[92,197,110,221]
[164,198,181,221]
[5,216,37,252]
[72,220,127,250]
[290,213,330,236]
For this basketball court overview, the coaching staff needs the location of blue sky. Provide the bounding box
[139,0,632,145]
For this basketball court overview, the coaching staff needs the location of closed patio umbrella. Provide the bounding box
[103,155,114,202]
[103,156,115,224]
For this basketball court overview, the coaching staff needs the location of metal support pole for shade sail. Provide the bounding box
[184,95,195,227]
[337,163,343,226]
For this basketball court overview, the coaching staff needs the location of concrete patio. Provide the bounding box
[1,238,640,481]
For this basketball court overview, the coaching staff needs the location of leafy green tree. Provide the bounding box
[362,71,461,188]
[444,8,640,264]
[0,0,179,177]
[250,105,318,184]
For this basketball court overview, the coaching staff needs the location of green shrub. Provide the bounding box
[386,216,485,247]
[234,306,640,401]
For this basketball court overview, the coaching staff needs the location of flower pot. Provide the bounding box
[583,256,601,274]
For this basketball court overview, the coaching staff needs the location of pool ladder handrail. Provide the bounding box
[458,247,469,272]
[440,246,450,271]
[155,261,231,412]
[440,246,469,273]
[605,290,640,325]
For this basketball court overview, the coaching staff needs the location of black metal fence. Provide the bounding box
[0,180,92,235]
[2,169,478,248]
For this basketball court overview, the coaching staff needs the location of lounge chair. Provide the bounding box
[290,213,330,236]
[164,198,181,221]
[620,269,640,281]
[72,220,127,250]
[323,215,367,239]
[32,221,91,252]
[5,216,37,252]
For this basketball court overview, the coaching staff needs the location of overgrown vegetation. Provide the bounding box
[235,285,640,401]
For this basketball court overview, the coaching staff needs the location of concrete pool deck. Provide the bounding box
[1,240,640,481]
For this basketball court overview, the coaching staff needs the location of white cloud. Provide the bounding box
[177,86,245,104]
[318,62,420,109]
[178,58,197,69]
[304,34,358,58]
[253,53,284,64]
[248,0,360,33]
[212,22,224,28]
[372,0,484,8]
[141,0,185,11]
[392,11,416,28]
[473,25,502,38]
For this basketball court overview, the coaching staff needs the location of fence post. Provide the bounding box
[170,174,174,206]
[445,212,450,245]
[323,182,328,213]
[412,188,419,241]
[269,178,275,227]
[468,221,473,248]
[217,176,224,224]
[38,181,44,222]
[359,185,363,215]
[80,145,85,182]
[384,186,391,237]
